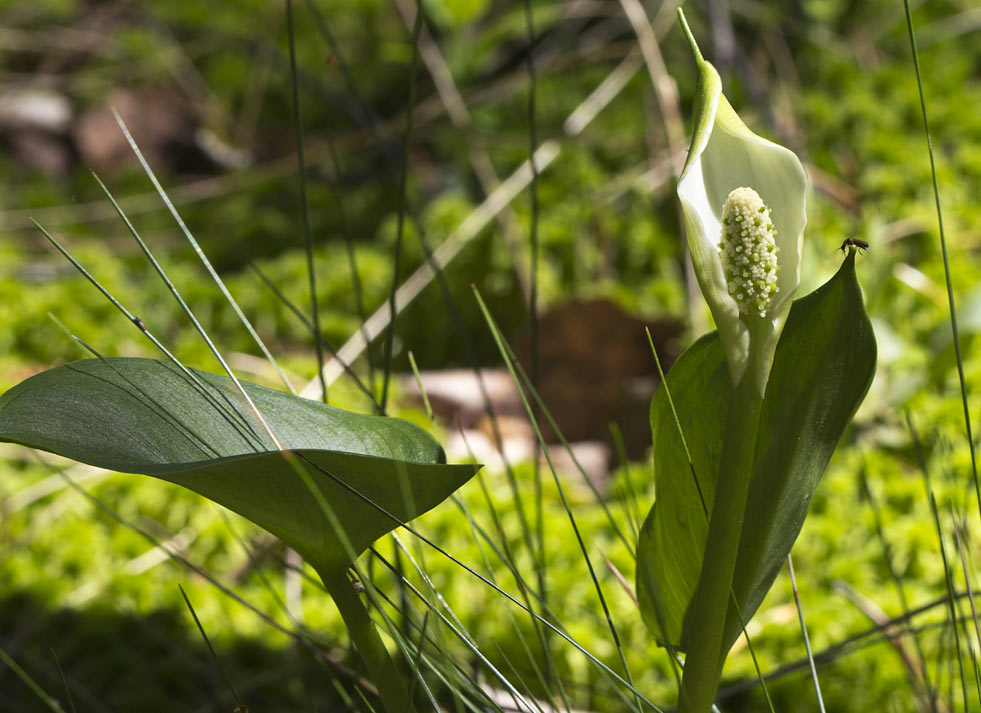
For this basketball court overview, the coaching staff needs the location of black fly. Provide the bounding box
[839,237,869,254]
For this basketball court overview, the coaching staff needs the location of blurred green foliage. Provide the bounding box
[2,0,981,711]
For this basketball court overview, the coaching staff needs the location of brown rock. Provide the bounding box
[518,298,683,459]
[73,86,194,174]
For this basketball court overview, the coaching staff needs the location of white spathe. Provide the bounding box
[676,38,807,391]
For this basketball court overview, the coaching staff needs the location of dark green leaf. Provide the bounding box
[637,252,876,652]
[0,358,478,573]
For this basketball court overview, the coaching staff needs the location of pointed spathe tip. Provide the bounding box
[677,8,703,62]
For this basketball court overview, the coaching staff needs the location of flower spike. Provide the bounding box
[720,187,779,318]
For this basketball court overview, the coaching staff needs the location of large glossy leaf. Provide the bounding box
[637,252,876,652]
[0,358,478,573]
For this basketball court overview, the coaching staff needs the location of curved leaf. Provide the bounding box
[0,358,478,573]
[637,252,876,651]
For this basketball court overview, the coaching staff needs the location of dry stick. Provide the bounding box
[298,141,558,401]
[382,14,561,643]
[0,24,122,57]
[9,463,107,512]
[5,156,298,230]
[705,0,772,133]
[301,48,649,398]
[1,11,614,233]
[618,0,685,155]
[0,129,385,232]
[717,597,975,703]
[391,0,532,302]
[617,0,706,337]
[834,580,945,713]
[706,0,736,74]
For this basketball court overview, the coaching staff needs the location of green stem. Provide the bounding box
[678,353,766,713]
[318,567,416,713]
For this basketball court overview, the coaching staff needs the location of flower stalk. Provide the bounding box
[677,345,767,712]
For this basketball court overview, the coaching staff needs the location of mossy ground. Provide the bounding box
[2,1,980,710]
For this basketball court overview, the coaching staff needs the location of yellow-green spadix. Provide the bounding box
[720,187,779,318]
